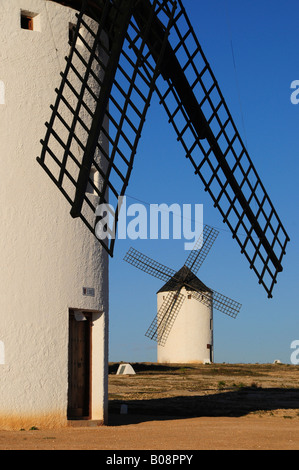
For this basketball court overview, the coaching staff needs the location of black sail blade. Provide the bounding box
[145,289,185,346]
[184,224,219,275]
[190,289,241,319]
[124,247,176,282]
[36,0,289,297]
[37,0,176,256]
[148,0,290,298]
[211,289,242,319]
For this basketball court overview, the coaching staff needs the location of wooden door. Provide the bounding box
[68,311,91,419]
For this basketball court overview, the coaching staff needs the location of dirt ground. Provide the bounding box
[1,363,299,450]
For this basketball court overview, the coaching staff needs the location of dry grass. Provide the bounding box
[109,362,299,419]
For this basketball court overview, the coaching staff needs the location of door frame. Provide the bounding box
[67,309,92,420]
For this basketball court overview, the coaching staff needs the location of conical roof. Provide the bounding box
[157,265,212,294]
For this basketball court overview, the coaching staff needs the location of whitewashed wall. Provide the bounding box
[0,0,108,430]
[157,288,213,364]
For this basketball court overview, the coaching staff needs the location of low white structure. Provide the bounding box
[0,0,108,430]
[157,267,213,364]
[116,364,136,375]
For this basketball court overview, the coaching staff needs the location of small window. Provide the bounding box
[21,11,40,31]
[188,294,192,299]
[21,14,33,30]
[69,23,84,47]
[69,24,76,44]
[86,168,99,195]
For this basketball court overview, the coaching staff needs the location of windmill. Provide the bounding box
[124,224,241,363]
[0,0,112,429]
[37,0,289,301]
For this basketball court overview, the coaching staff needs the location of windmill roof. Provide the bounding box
[157,265,212,294]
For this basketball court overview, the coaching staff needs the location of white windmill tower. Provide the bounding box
[0,0,109,430]
[124,226,242,364]
[156,267,214,364]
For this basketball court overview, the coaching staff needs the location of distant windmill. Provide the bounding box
[124,225,242,363]
[37,0,289,300]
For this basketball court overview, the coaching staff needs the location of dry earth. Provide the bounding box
[1,363,299,450]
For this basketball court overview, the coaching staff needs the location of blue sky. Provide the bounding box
[108,0,299,365]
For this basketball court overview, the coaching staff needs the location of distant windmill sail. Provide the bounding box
[38,0,289,298]
[146,289,186,346]
[184,225,219,274]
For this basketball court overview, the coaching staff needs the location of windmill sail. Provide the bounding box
[124,235,242,346]
[145,289,186,346]
[184,225,219,275]
[126,0,289,298]
[124,246,176,282]
[38,0,289,297]
[37,0,176,256]
[124,224,217,282]
[189,289,241,319]
[150,0,289,297]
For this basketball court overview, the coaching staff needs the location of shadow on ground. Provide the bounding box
[108,387,299,426]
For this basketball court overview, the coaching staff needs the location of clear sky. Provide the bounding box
[108,0,299,365]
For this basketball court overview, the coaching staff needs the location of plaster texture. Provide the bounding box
[0,0,108,430]
[157,288,213,364]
